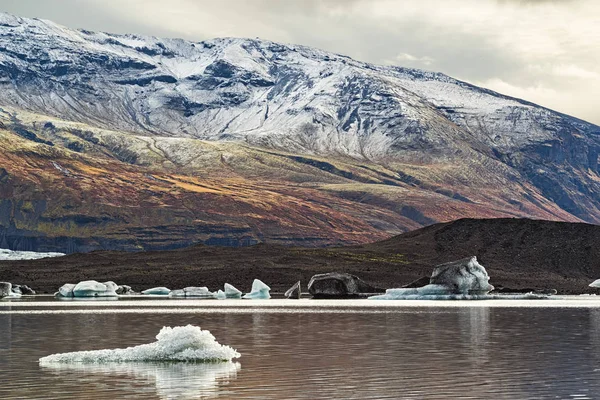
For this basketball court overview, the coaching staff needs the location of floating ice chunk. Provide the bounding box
[39,325,240,363]
[224,283,242,299]
[57,283,76,298]
[2,292,22,299]
[589,279,600,288]
[72,280,118,297]
[168,287,215,298]
[215,290,226,300]
[243,279,271,299]
[142,287,171,295]
[370,257,498,300]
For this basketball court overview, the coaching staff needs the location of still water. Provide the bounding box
[2,299,600,399]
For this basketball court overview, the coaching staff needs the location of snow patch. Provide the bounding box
[0,248,65,261]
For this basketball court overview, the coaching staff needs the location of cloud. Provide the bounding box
[0,0,598,125]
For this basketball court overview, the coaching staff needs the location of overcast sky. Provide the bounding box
[1,0,598,125]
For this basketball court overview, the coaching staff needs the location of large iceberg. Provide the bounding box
[370,256,547,300]
[243,279,271,299]
[39,325,240,364]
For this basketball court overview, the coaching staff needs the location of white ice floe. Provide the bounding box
[224,283,242,299]
[589,279,600,288]
[243,279,271,299]
[169,287,215,299]
[141,287,171,296]
[72,280,118,297]
[39,325,240,364]
[0,248,65,261]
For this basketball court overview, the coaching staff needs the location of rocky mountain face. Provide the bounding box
[0,13,598,252]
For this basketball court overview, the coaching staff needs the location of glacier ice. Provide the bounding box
[242,279,271,299]
[168,287,215,298]
[39,325,240,364]
[0,248,65,261]
[72,280,118,297]
[224,283,242,299]
[141,287,171,296]
[370,256,547,300]
[40,361,241,399]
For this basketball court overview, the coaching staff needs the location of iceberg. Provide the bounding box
[168,287,215,299]
[224,283,242,299]
[242,279,271,299]
[39,325,240,363]
[72,280,118,297]
[141,287,171,296]
[370,256,547,300]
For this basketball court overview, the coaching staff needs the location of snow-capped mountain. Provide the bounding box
[0,12,599,251]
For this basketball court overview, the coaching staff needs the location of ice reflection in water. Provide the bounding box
[40,362,240,400]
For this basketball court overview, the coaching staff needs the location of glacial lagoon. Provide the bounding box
[2,298,600,399]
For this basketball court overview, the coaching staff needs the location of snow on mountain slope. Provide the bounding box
[0,12,599,230]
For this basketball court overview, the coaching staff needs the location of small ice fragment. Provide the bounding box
[243,279,271,299]
[224,283,242,299]
[72,280,118,297]
[39,325,241,363]
[589,279,600,288]
[215,290,226,300]
[142,287,171,295]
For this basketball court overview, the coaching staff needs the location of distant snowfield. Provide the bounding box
[0,249,65,261]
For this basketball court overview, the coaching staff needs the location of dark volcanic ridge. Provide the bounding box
[2,218,600,295]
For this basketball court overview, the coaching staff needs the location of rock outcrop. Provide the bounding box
[308,272,382,298]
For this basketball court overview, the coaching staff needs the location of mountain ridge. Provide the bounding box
[0,12,598,251]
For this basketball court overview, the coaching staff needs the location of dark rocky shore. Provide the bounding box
[1,218,600,295]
